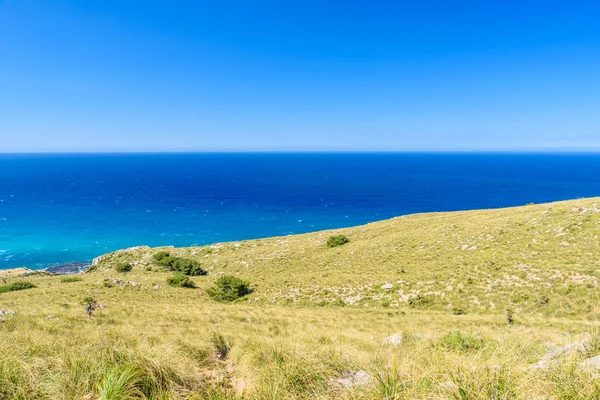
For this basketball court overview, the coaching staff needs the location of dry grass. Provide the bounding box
[1,197,600,398]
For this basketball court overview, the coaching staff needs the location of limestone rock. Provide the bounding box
[332,370,372,388]
[383,333,403,346]
[581,355,600,369]
[530,340,589,369]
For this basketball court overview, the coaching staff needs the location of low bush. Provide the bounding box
[153,251,172,265]
[172,258,206,276]
[326,234,350,248]
[115,262,133,273]
[0,281,36,293]
[452,306,466,315]
[408,294,434,308]
[167,274,195,288]
[206,275,252,302]
[60,276,82,283]
[153,252,206,276]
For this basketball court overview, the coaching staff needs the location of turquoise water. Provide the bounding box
[1,153,599,270]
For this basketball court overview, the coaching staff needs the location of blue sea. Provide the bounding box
[1,153,600,270]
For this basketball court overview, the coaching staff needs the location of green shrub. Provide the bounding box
[115,262,133,273]
[153,251,172,266]
[206,275,252,302]
[153,252,206,276]
[326,234,350,248]
[60,276,82,283]
[167,274,195,288]
[441,331,485,352]
[0,281,36,293]
[172,258,206,276]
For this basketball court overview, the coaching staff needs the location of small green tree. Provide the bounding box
[206,275,252,302]
[326,234,350,248]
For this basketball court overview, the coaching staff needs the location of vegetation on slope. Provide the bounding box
[93,197,600,317]
[0,281,36,293]
[0,197,599,399]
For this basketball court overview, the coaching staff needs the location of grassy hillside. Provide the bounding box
[1,197,600,399]
[93,197,600,316]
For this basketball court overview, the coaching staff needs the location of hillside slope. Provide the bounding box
[93,197,600,316]
[3,198,600,399]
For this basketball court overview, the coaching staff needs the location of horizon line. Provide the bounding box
[1,149,600,155]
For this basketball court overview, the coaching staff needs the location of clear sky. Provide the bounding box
[0,1,599,152]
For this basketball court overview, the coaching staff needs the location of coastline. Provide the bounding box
[4,195,597,278]
[0,261,91,278]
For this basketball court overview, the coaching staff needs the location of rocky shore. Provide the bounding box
[0,261,91,278]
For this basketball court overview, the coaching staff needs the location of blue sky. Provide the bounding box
[1,1,599,152]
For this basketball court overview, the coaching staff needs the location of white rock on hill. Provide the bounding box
[581,355,600,369]
[383,334,403,346]
[530,340,589,369]
[332,370,372,388]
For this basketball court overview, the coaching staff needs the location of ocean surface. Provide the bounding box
[1,153,600,270]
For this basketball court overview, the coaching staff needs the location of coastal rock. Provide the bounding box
[47,262,90,274]
[115,246,151,255]
[383,334,403,346]
[92,256,103,266]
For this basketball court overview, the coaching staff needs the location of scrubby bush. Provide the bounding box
[115,262,133,273]
[153,251,172,266]
[452,306,466,315]
[172,258,206,276]
[206,275,252,302]
[153,252,206,276]
[441,331,485,352]
[408,294,433,308]
[326,234,350,248]
[167,274,195,288]
[60,276,82,283]
[0,281,36,293]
